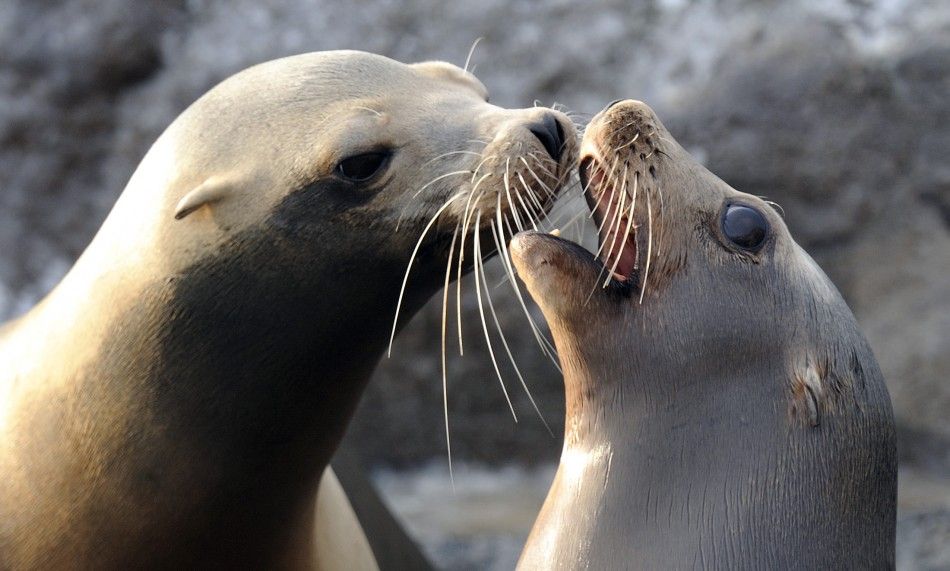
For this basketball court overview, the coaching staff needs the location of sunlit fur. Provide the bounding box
[0,51,578,570]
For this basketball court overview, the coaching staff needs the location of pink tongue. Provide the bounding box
[584,159,637,282]
[602,223,637,281]
[596,189,637,281]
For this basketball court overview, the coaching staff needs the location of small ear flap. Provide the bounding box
[174,177,232,220]
[410,61,488,101]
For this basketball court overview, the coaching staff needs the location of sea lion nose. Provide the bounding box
[528,114,566,161]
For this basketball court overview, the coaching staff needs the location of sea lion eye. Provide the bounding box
[337,152,389,182]
[722,204,769,250]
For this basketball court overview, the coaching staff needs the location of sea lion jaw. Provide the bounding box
[510,231,623,323]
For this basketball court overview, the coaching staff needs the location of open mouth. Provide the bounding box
[579,156,640,288]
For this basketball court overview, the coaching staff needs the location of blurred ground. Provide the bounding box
[1,0,947,568]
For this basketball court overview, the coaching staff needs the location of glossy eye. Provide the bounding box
[337,152,389,182]
[722,204,769,250]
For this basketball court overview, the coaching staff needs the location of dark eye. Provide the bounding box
[337,152,389,182]
[722,204,769,250]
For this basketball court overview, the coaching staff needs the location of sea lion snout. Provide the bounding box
[510,231,576,275]
[527,113,568,161]
[582,99,658,157]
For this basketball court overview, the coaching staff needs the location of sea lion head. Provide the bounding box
[76,50,577,337]
[511,98,892,436]
[131,51,575,265]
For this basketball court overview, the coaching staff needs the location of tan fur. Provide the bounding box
[314,469,380,571]
[0,51,577,570]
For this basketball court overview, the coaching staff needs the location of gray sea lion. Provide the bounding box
[512,100,896,569]
[0,51,577,569]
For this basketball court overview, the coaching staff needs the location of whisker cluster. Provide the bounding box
[582,130,661,304]
[387,137,575,483]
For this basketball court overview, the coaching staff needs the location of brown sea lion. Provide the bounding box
[0,50,577,569]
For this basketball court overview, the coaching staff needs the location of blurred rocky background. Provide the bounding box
[1,0,947,568]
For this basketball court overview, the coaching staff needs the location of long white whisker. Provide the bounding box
[353,106,383,117]
[388,193,464,357]
[456,185,484,356]
[468,172,493,198]
[470,156,495,183]
[464,37,484,73]
[513,178,541,230]
[490,213,562,371]
[473,211,518,421]
[594,166,628,260]
[519,157,557,201]
[604,171,638,287]
[517,173,548,220]
[585,165,627,304]
[453,168,495,356]
[422,150,483,168]
[606,121,639,140]
[521,153,558,179]
[440,223,460,490]
[588,155,621,219]
[482,220,552,434]
[503,158,526,232]
[592,166,628,289]
[615,132,640,151]
[395,170,471,232]
[639,187,654,305]
[410,170,471,202]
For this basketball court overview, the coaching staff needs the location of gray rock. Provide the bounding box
[1,0,947,567]
[898,510,950,571]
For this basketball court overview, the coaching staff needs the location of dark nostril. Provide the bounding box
[606,99,624,110]
[529,113,565,161]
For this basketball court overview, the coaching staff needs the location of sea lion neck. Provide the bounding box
[529,351,896,569]
[101,216,444,472]
[1,220,445,569]
[557,343,766,447]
